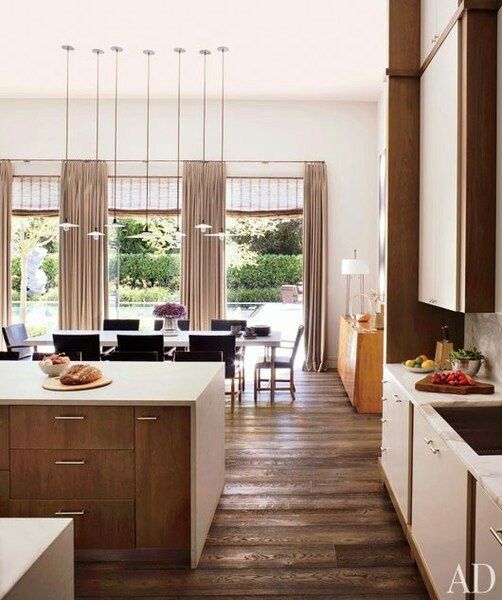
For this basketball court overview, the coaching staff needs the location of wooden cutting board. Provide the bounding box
[42,377,113,392]
[415,375,494,395]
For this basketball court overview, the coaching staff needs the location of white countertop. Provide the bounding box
[0,518,72,599]
[386,363,502,511]
[0,361,225,406]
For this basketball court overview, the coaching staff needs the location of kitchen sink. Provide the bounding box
[434,406,502,456]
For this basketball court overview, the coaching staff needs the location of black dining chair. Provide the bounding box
[53,334,101,361]
[254,324,304,401]
[103,319,140,331]
[154,319,190,331]
[189,334,241,407]
[33,351,82,362]
[0,351,20,360]
[116,334,165,362]
[2,324,32,360]
[210,319,247,389]
[173,350,223,363]
[108,351,158,362]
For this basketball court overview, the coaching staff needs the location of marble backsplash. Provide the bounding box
[465,313,502,383]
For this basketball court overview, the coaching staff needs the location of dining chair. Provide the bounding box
[254,324,304,401]
[154,319,190,331]
[53,334,101,361]
[1,324,32,360]
[116,334,165,362]
[173,350,223,362]
[0,351,20,360]
[189,334,241,407]
[103,319,140,331]
[210,319,247,389]
[108,351,159,362]
[32,351,82,362]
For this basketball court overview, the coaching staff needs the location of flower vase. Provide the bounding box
[162,317,179,336]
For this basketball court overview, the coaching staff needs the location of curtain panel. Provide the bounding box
[59,161,109,330]
[0,161,13,348]
[303,162,328,372]
[181,161,226,330]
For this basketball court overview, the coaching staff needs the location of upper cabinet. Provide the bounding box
[421,0,459,64]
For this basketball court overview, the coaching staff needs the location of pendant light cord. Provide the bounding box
[144,50,154,232]
[61,45,74,161]
[93,50,102,161]
[200,50,210,163]
[111,46,123,224]
[218,47,228,164]
[174,48,185,232]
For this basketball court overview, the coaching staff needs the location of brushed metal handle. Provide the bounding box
[489,527,502,547]
[55,510,85,516]
[136,416,159,421]
[55,416,85,420]
[382,379,388,384]
[393,394,402,403]
[380,446,387,452]
[381,418,387,423]
[424,437,433,444]
[54,460,85,465]
[428,444,440,454]
[381,396,387,402]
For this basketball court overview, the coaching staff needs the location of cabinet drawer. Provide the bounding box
[475,483,502,599]
[0,407,8,469]
[8,500,134,549]
[10,406,134,449]
[10,449,134,499]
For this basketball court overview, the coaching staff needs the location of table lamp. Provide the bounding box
[341,249,370,317]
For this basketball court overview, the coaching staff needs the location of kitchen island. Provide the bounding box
[0,361,225,568]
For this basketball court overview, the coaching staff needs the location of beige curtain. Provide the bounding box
[59,161,109,330]
[0,161,13,348]
[181,161,226,330]
[303,162,328,372]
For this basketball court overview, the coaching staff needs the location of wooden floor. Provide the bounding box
[76,369,428,598]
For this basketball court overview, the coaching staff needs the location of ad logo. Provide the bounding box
[447,564,496,595]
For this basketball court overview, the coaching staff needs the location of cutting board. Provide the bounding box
[42,377,113,392]
[415,375,494,395]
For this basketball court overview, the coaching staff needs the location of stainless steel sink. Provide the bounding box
[434,406,502,456]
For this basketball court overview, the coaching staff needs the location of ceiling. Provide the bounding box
[0,0,387,101]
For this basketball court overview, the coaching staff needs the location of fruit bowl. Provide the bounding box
[38,354,71,378]
[402,362,435,374]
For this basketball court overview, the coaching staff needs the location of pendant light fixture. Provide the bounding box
[194,49,212,233]
[129,49,156,240]
[205,46,229,241]
[107,46,124,229]
[174,47,186,243]
[88,48,105,240]
[59,44,79,232]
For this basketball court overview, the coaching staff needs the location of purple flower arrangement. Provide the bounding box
[153,302,187,319]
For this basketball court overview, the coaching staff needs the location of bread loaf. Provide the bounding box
[60,364,102,386]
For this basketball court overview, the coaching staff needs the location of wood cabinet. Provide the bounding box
[412,408,468,599]
[421,0,459,63]
[337,316,383,413]
[474,483,502,599]
[380,377,411,523]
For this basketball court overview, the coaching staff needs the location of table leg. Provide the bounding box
[270,346,276,404]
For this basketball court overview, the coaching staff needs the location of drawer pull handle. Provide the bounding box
[382,380,388,384]
[137,416,159,421]
[393,394,402,403]
[381,418,387,423]
[428,444,440,455]
[55,460,86,465]
[55,510,85,516]
[489,527,502,547]
[381,396,387,402]
[424,438,433,444]
[55,416,85,420]
[380,446,387,452]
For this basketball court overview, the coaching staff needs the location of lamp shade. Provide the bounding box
[341,258,369,275]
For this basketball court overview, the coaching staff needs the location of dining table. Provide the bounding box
[21,329,283,402]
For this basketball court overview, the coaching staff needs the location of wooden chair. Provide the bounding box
[108,351,158,362]
[211,319,247,389]
[0,351,20,360]
[254,325,304,401]
[32,351,82,361]
[116,334,165,362]
[103,319,140,331]
[189,334,241,408]
[173,350,223,362]
[1,324,32,360]
[53,334,101,361]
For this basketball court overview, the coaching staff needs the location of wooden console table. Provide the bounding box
[337,316,383,414]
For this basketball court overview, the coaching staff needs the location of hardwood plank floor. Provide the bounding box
[76,369,427,598]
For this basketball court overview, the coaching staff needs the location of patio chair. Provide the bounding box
[254,324,304,401]
[116,334,165,362]
[280,285,300,304]
[53,334,101,361]
[1,324,32,360]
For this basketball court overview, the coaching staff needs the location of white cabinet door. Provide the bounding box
[475,483,502,599]
[412,408,468,599]
[419,24,459,311]
[381,377,411,523]
[421,0,460,63]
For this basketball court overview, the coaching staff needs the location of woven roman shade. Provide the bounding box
[109,177,180,215]
[226,177,303,216]
[12,176,60,216]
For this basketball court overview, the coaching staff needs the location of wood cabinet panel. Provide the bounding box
[474,483,502,599]
[9,500,134,549]
[0,407,8,470]
[135,407,190,552]
[10,406,134,449]
[10,449,134,500]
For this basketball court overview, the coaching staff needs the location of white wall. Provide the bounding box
[0,98,379,362]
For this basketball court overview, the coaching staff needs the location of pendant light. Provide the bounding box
[129,49,156,239]
[59,44,78,232]
[88,48,105,240]
[174,47,186,242]
[194,49,212,233]
[205,46,229,241]
[107,46,124,229]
